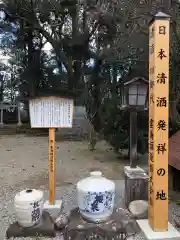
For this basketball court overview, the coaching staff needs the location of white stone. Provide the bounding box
[129,200,148,219]
[137,219,180,240]
[55,214,68,230]
[124,166,145,174]
[43,200,63,220]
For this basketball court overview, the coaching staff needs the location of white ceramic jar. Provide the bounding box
[77,171,115,222]
[14,189,44,227]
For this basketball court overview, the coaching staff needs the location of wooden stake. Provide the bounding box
[48,127,55,204]
[148,13,170,231]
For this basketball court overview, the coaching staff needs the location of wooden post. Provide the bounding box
[49,127,55,205]
[0,106,3,127]
[148,12,170,231]
[29,97,74,208]
[130,110,138,168]
[17,102,22,126]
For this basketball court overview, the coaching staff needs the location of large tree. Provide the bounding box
[3,0,177,152]
[4,0,155,95]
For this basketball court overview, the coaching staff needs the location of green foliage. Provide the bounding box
[100,98,129,151]
[98,97,149,153]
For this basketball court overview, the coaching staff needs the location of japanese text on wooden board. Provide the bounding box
[148,17,169,230]
[29,97,74,128]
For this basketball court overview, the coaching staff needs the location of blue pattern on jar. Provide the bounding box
[82,191,114,213]
[91,193,104,212]
[104,192,114,209]
[31,201,40,222]
[83,193,91,212]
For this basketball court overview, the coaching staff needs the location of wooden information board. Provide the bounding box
[29,96,74,128]
[29,96,74,204]
[148,12,170,231]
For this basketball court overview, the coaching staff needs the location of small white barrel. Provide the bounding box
[14,189,44,227]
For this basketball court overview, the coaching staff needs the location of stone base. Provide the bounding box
[17,122,22,127]
[43,200,63,220]
[124,166,149,207]
[65,207,140,240]
[6,211,55,239]
[137,219,180,240]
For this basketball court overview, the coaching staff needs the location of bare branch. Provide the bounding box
[89,21,98,39]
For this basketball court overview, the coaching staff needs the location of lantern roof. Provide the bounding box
[122,68,148,86]
[123,77,148,86]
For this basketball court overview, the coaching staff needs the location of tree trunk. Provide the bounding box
[27,28,36,97]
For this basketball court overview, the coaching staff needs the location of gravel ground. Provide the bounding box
[0,135,180,239]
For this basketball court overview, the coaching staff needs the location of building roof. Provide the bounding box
[169,131,180,170]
